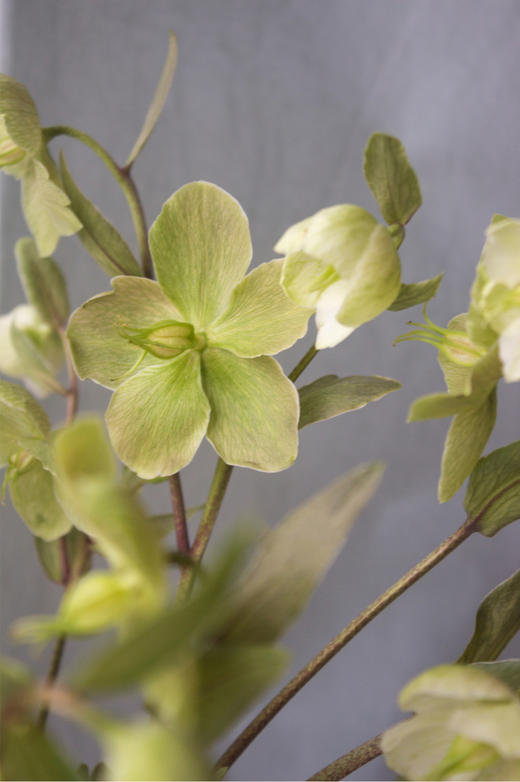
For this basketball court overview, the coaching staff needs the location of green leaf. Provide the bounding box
[60,153,141,277]
[388,274,443,312]
[125,30,178,167]
[473,661,520,692]
[438,389,497,503]
[35,528,90,584]
[0,656,32,707]
[15,237,69,327]
[223,462,384,642]
[68,276,182,389]
[0,724,80,781]
[209,259,311,357]
[464,441,520,536]
[407,392,477,421]
[0,379,49,466]
[9,459,71,541]
[21,159,82,257]
[363,132,422,226]
[70,536,247,693]
[149,182,252,328]
[459,569,520,664]
[201,348,298,472]
[106,351,210,479]
[0,74,41,155]
[298,374,401,429]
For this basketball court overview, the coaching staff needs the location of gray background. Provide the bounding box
[1,1,520,779]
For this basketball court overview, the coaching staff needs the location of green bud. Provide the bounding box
[0,74,41,166]
[119,320,204,359]
[0,116,26,168]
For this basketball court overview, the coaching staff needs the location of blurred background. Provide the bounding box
[1,1,519,779]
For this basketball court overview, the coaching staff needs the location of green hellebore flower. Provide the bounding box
[382,664,520,781]
[469,215,520,382]
[68,182,311,479]
[0,73,81,255]
[275,204,401,349]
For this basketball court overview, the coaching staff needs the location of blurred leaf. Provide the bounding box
[473,661,520,692]
[0,656,32,707]
[60,153,141,277]
[0,380,49,466]
[459,569,520,663]
[364,132,422,226]
[223,462,384,643]
[35,528,91,584]
[388,274,443,311]
[70,535,248,694]
[299,374,400,429]
[0,724,80,781]
[464,441,520,536]
[125,30,178,167]
[15,237,69,327]
[438,389,497,503]
[9,459,71,541]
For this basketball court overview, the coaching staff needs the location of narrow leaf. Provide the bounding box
[388,274,443,311]
[464,441,520,536]
[364,132,422,226]
[125,30,178,167]
[299,374,401,429]
[223,463,384,643]
[473,661,520,692]
[438,389,497,503]
[459,569,520,663]
[15,237,69,327]
[60,153,142,277]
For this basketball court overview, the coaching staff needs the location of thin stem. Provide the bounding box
[58,537,71,586]
[289,345,318,382]
[308,733,383,780]
[217,516,476,772]
[169,473,190,554]
[37,635,67,730]
[43,125,153,278]
[59,327,78,425]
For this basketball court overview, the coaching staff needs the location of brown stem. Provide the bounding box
[59,327,78,425]
[169,473,190,554]
[217,516,476,772]
[36,635,67,730]
[307,733,382,780]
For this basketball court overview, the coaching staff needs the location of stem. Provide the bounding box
[308,733,383,780]
[43,125,153,278]
[169,473,190,554]
[289,345,318,382]
[36,635,67,730]
[217,516,476,772]
[59,327,78,425]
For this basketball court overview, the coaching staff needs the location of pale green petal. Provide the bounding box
[281,250,339,309]
[315,280,356,348]
[382,711,455,780]
[21,159,81,256]
[0,75,41,156]
[106,352,210,479]
[209,259,311,357]
[9,460,71,541]
[201,348,298,471]
[149,181,252,328]
[499,318,520,382]
[274,215,313,254]
[399,665,514,714]
[481,217,520,288]
[450,702,520,759]
[68,276,182,389]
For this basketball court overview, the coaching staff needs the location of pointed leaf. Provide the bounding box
[438,389,497,503]
[106,352,210,479]
[60,153,141,276]
[125,30,178,167]
[209,259,311,357]
[9,459,71,541]
[21,159,82,256]
[408,392,477,421]
[0,379,49,466]
[202,348,298,472]
[364,132,422,226]
[16,237,69,327]
[0,74,41,155]
[464,441,520,536]
[388,274,443,311]
[223,462,384,642]
[149,182,252,328]
[459,569,520,663]
[299,374,401,428]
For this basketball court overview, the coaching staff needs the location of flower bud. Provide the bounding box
[119,320,203,359]
[0,74,41,172]
[0,116,26,168]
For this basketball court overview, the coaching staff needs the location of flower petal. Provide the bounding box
[106,351,210,479]
[315,281,356,349]
[68,276,183,389]
[209,260,311,357]
[499,317,520,382]
[149,182,252,328]
[201,348,298,471]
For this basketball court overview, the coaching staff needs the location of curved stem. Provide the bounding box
[217,516,476,772]
[307,733,382,781]
[169,473,190,554]
[289,345,318,382]
[43,125,153,278]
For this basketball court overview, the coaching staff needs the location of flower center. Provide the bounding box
[394,309,486,366]
[119,320,206,359]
